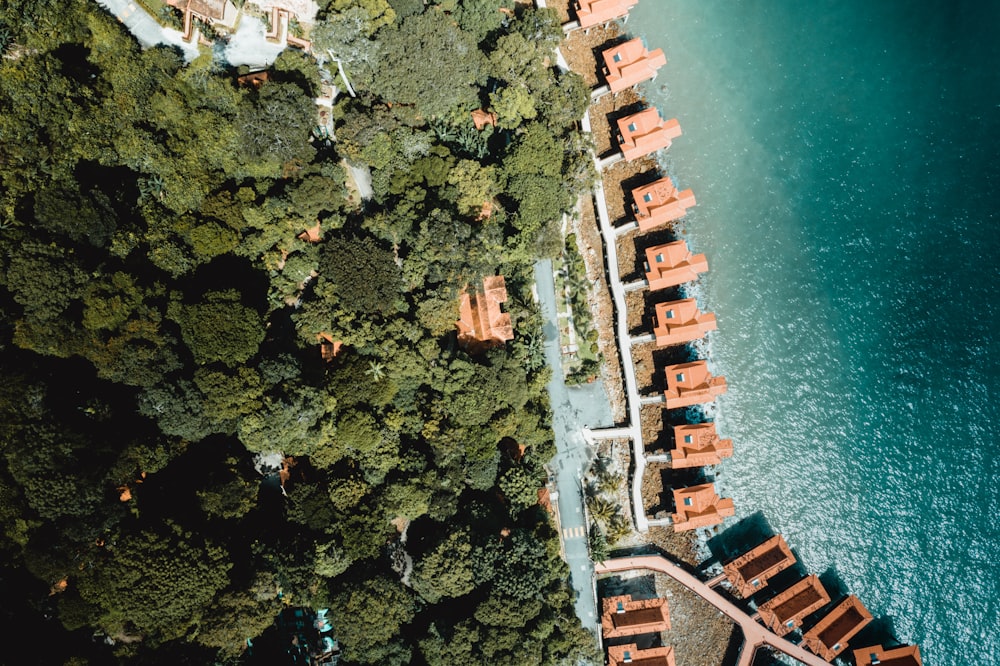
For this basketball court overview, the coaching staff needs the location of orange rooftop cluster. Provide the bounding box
[456,276,513,350]
[663,361,726,408]
[600,594,670,638]
[722,535,795,597]
[617,109,682,161]
[757,574,830,637]
[652,299,716,347]
[671,483,734,532]
[573,0,638,28]
[601,38,667,92]
[670,423,732,468]
[644,241,708,291]
[632,177,697,231]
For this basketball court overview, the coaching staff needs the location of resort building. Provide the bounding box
[164,0,238,41]
[757,574,831,637]
[652,299,717,347]
[671,483,735,532]
[601,38,668,93]
[616,109,682,161]
[471,109,498,130]
[663,361,727,408]
[801,595,873,661]
[456,276,514,350]
[644,241,709,291]
[852,644,923,666]
[722,535,796,597]
[607,644,676,666]
[600,595,671,638]
[631,177,697,231]
[573,0,638,28]
[670,423,733,468]
[317,333,342,362]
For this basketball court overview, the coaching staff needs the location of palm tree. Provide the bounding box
[587,496,616,525]
[365,360,385,382]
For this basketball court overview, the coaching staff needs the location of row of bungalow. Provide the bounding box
[722,534,922,664]
[569,3,922,665]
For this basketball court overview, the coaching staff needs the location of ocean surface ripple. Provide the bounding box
[629,1,1000,664]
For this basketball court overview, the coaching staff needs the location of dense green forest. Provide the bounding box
[0,0,599,663]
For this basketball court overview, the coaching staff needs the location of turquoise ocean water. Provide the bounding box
[626,1,1000,663]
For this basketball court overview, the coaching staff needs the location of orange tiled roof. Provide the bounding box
[644,241,709,290]
[457,276,514,350]
[298,222,322,243]
[600,595,670,638]
[757,574,830,636]
[663,361,727,409]
[631,177,697,231]
[607,644,676,666]
[801,595,873,661]
[617,109,682,161]
[722,535,796,597]
[317,332,342,361]
[671,483,734,532]
[602,38,667,93]
[652,299,717,347]
[670,423,733,468]
[574,0,638,28]
[852,644,923,666]
[471,109,498,130]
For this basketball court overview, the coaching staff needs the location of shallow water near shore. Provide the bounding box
[627,1,1000,663]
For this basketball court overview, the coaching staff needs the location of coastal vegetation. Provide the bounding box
[0,0,599,663]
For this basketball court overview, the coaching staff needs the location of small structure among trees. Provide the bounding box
[456,275,514,350]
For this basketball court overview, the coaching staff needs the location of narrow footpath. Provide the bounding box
[595,556,833,666]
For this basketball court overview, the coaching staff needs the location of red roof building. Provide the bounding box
[457,276,514,350]
[722,535,796,597]
[663,361,727,409]
[671,483,734,532]
[601,595,671,638]
[573,0,638,28]
[631,177,697,231]
[471,109,498,130]
[298,222,322,243]
[652,299,717,347]
[852,644,923,666]
[757,574,831,637]
[802,595,873,662]
[607,644,676,666]
[644,241,709,291]
[670,423,733,468]
[616,109,682,161]
[317,333,342,361]
[601,38,667,93]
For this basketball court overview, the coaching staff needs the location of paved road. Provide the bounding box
[535,259,615,637]
[596,556,833,666]
[94,0,198,58]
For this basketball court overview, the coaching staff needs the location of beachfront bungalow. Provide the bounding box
[652,299,717,347]
[671,483,734,531]
[644,241,708,291]
[663,361,727,409]
[601,38,668,93]
[802,595,873,662]
[722,535,796,598]
[616,109,682,161]
[670,423,733,468]
[631,177,697,231]
[573,0,638,28]
[852,644,923,666]
[600,595,671,638]
[456,276,514,351]
[757,574,831,637]
[607,644,676,666]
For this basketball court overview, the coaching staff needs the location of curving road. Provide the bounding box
[595,556,832,666]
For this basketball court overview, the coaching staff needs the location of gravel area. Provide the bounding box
[573,195,627,422]
[561,24,622,86]
[548,0,571,24]
[590,87,644,157]
[616,232,639,282]
[625,289,647,335]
